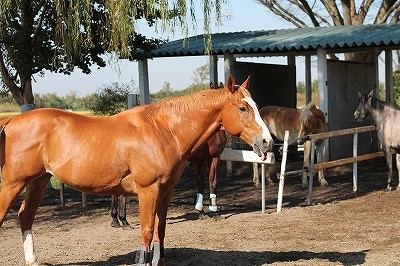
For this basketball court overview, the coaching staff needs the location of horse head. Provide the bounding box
[354,90,373,121]
[220,74,273,160]
[298,102,328,144]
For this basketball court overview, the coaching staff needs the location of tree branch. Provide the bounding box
[321,0,344,25]
[0,51,22,103]
[294,0,321,27]
[375,0,400,23]
[31,2,48,49]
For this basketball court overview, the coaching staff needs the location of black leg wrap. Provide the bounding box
[135,245,150,265]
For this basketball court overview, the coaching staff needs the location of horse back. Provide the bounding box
[259,106,301,141]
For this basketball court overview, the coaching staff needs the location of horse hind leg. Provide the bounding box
[0,176,27,227]
[396,154,400,190]
[110,195,121,227]
[385,149,394,191]
[18,173,52,266]
[209,157,223,221]
[316,142,328,187]
[302,141,311,188]
[118,195,130,228]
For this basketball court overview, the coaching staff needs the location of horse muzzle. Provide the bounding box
[252,136,274,161]
[354,111,364,122]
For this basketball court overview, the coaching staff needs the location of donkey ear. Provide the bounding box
[357,91,362,99]
[368,90,374,97]
[226,74,235,92]
[241,76,251,90]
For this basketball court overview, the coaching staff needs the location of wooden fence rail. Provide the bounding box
[277,124,388,212]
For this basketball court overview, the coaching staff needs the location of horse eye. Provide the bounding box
[239,106,247,112]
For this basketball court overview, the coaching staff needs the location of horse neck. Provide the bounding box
[145,90,228,158]
[369,97,392,125]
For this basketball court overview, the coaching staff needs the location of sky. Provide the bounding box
[31,1,293,96]
[32,1,388,97]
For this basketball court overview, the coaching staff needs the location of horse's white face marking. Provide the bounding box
[242,97,272,141]
[23,230,37,265]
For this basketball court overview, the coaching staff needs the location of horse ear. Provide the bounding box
[368,90,374,97]
[226,74,235,92]
[241,76,251,90]
[210,82,215,90]
[357,91,362,99]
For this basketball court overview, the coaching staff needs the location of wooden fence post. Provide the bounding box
[277,131,289,213]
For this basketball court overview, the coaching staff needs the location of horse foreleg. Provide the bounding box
[253,163,259,187]
[316,142,328,186]
[136,184,160,266]
[396,154,400,190]
[111,195,120,227]
[152,188,174,266]
[195,160,206,219]
[302,141,311,188]
[385,148,394,191]
[118,195,130,227]
[18,173,52,266]
[209,157,222,220]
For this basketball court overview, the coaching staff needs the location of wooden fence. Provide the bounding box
[276,125,387,212]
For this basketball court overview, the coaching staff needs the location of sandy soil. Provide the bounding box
[1,153,400,266]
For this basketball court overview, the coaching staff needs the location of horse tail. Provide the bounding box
[0,116,13,167]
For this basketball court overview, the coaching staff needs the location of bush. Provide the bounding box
[85,82,136,116]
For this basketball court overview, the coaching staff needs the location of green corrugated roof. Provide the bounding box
[151,23,400,57]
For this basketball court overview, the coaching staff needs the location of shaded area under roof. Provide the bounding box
[151,24,400,57]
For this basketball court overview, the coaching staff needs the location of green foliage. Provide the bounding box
[150,83,208,103]
[394,70,400,106]
[35,91,87,110]
[85,82,136,116]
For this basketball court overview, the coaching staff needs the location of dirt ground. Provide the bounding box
[2,151,400,266]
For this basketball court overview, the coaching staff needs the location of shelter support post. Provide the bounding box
[210,55,218,86]
[224,52,236,176]
[277,131,289,213]
[317,47,329,162]
[370,48,379,98]
[305,55,312,104]
[138,58,150,105]
[385,50,394,104]
[307,138,316,205]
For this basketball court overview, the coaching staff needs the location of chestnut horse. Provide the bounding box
[259,102,329,187]
[110,83,227,227]
[0,74,273,266]
[111,130,226,227]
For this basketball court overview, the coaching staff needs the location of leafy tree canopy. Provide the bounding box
[0,1,226,106]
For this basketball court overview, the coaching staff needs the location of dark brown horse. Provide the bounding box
[0,74,273,266]
[259,102,329,187]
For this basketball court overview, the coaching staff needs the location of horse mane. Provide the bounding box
[300,102,317,125]
[141,89,227,118]
[370,96,400,112]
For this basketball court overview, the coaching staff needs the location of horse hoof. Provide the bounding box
[320,181,329,187]
[385,187,393,192]
[121,221,131,228]
[198,211,207,220]
[211,212,224,221]
[111,221,121,228]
